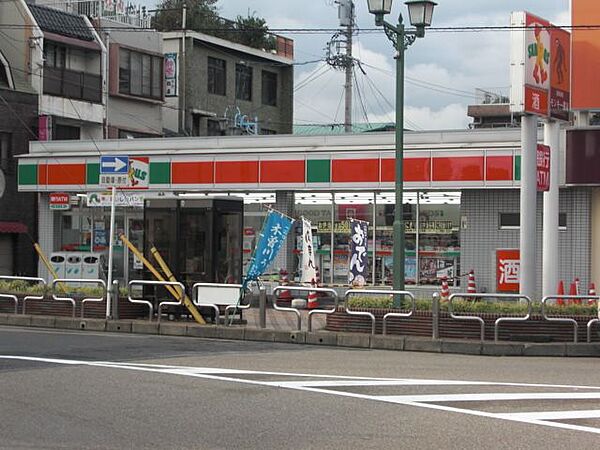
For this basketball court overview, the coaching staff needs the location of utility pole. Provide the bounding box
[326,0,355,133]
[179,3,187,135]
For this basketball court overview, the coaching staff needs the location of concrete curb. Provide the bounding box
[1,315,599,357]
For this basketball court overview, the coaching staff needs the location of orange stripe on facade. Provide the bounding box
[381,158,431,182]
[47,164,86,185]
[486,156,513,181]
[172,161,214,184]
[332,158,379,182]
[38,164,47,185]
[432,156,484,182]
[215,161,259,183]
[260,160,305,183]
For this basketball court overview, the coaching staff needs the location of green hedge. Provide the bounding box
[0,280,127,297]
[347,295,599,316]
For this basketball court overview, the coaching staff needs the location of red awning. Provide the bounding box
[0,221,28,234]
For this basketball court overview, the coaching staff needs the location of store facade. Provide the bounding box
[18,129,594,296]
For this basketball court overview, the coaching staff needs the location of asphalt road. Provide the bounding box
[1,325,599,449]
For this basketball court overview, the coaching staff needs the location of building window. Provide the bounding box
[44,42,66,68]
[235,64,252,101]
[118,48,163,100]
[262,70,277,106]
[0,133,11,172]
[499,213,567,230]
[54,124,80,140]
[207,57,226,96]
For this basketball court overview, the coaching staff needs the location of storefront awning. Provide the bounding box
[0,221,28,234]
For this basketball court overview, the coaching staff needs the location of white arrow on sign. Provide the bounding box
[101,157,128,173]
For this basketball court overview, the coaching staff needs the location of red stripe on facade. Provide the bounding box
[486,156,513,181]
[172,161,214,184]
[332,158,379,182]
[215,161,259,183]
[432,156,484,182]
[381,158,431,182]
[38,164,47,185]
[47,164,86,185]
[260,160,305,183]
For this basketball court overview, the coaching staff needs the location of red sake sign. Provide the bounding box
[536,144,550,191]
[497,249,520,292]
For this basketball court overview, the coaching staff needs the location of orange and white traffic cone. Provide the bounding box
[307,278,319,309]
[588,283,597,306]
[278,269,292,303]
[440,275,450,302]
[557,280,565,305]
[569,281,578,305]
[467,270,477,295]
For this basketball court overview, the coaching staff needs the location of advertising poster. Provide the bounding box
[301,217,317,284]
[164,52,177,97]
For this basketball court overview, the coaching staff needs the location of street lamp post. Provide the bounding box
[367,0,436,304]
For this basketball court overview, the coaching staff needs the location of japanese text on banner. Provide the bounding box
[348,219,369,287]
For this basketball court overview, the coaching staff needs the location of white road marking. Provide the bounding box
[2,355,600,435]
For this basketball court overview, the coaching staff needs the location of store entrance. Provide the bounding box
[144,198,243,288]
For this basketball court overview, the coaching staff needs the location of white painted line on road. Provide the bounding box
[378,392,600,403]
[497,410,600,421]
[2,355,600,436]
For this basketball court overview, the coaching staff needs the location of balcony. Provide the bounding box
[43,66,102,103]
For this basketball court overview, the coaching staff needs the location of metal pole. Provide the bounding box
[259,285,266,329]
[393,21,406,304]
[519,115,538,299]
[431,292,440,340]
[542,121,560,297]
[112,279,119,320]
[106,185,116,318]
[372,192,376,286]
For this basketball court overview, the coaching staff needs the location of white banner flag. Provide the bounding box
[301,217,317,284]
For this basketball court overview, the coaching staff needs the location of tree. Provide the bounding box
[152,1,274,51]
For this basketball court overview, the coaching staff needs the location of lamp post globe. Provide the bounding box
[405,0,437,28]
[366,0,394,15]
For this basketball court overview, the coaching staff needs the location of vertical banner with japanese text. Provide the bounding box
[348,219,368,287]
[497,249,520,292]
[244,210,294,287]
[301,217,317,284]
[536,144,550,191]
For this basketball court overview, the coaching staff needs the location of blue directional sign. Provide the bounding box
[100,156,129,174]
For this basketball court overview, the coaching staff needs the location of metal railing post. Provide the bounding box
[112,280,119,320]
[259,285,267,329]
[432,292,440,340]
[540,295,598,344]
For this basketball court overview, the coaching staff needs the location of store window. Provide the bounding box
[235,63,253,101]
[208,56,226,96]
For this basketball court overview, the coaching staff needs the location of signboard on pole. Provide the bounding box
[348,219,368,287]
[536,144,551,191]
[164,52,178,97]
[49,192,70,210]
[510,11,571,121]
[497,249,520,293]
[99,156,149,189]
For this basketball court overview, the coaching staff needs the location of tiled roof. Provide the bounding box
[28,3,95,41]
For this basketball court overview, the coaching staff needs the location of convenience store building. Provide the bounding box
[17,128,596,296]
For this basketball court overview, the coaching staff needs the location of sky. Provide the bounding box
[157,0,571,131]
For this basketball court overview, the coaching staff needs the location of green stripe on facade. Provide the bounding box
[307,159,330,183]
[514,155,521,181]
[87,163,100,185]
[150,162,170,184]
[18,164,37,185]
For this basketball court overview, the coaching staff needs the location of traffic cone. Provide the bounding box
[569,281,578,305]
[467,270,477,296]
[557,280,565,305]
[278,269,292,303]
[307,289,319,309]
[440,275,450,302]
[588,283,597,306]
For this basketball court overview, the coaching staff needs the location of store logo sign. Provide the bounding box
[128,157,150,189]
[49,192,70,210]
[87,192,145,208]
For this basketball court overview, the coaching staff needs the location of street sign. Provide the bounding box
[100,156,129,174]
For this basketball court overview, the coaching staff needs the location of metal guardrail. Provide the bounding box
[192,282,244,326]
[344,289,379,335]
[78,279,107,318]
[52,278,106,318]
[0,276,47,315]
[356,290,417,336]
[0,294,18,314]
[128,280,158,321]
[542,295,600,344]
[449,293,532,342]
[272,285,340,331]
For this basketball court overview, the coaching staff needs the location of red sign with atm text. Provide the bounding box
[536,144,550,192]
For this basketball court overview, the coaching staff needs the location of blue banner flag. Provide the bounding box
[244,210,294,286]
